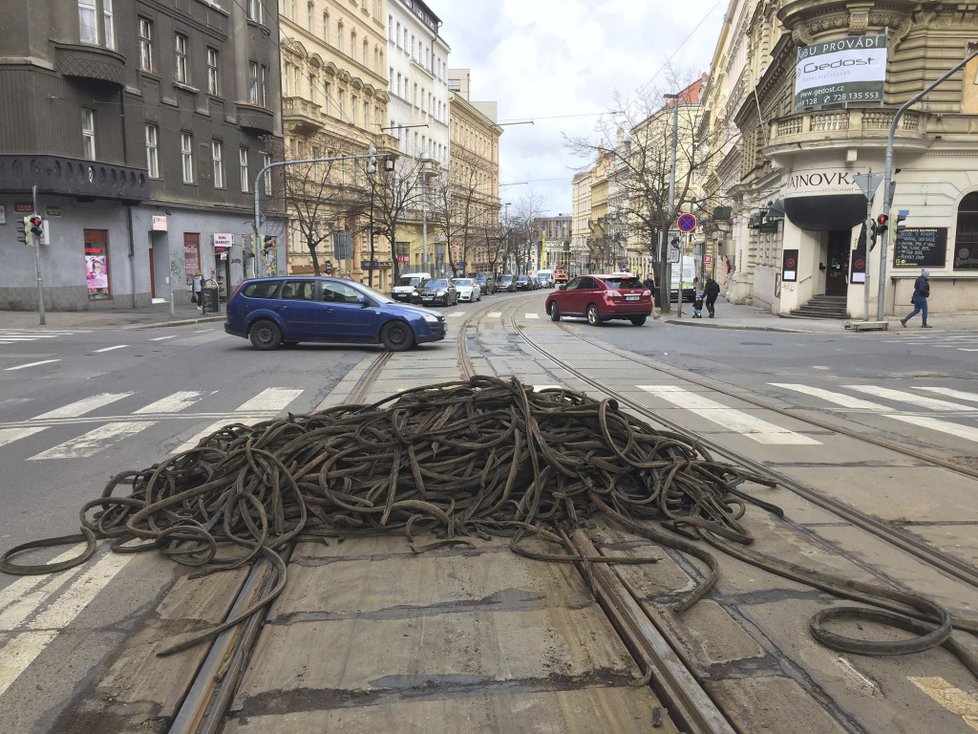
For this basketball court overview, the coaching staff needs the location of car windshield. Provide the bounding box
[398,276,422,287]
[517,275,529,281]
[499,275,513,283]
[347,281,395,304]
[602,276,643,289]
[454,278,473,286]
[424,279,450,289]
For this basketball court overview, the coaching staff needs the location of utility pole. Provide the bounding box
[877,41,978,320]
[659,93,681,314]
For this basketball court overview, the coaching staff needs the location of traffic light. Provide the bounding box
[876,213,889,235]
[895,210,908,237]
[16,217,27,245]
[21,216,39,247]
[366,143,377,174]
[29,215,43,242]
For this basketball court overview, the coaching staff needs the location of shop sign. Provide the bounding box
[794,34,886,112]
[784,168,861,198]
[14,202,33,213]
[151,215,168,231]
[45,206,61,217]
[214,233,234,249]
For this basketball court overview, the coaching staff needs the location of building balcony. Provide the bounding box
[765,108,944,156]
[236,102,276,134]
[0,155,148,202]
[282,96,324,134]
[54,42,125,88]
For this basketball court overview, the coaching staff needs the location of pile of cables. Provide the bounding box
[3,375,972,672]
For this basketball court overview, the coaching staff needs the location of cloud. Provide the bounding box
[436,0,726,215]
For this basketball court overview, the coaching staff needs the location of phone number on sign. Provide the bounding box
[821,91,881,103]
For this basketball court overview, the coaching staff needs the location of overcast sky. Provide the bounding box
[435,0,727,218]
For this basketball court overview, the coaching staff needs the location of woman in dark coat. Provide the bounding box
[901,268,931,328]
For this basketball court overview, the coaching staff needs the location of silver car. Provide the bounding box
[452,277,482,302]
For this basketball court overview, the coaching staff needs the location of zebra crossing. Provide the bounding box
[882,333,978,352]
[0,329,89,345]
[2,381,978,460]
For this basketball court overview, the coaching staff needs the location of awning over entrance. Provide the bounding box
[784,194,865,232]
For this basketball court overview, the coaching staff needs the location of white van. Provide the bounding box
[391,272,431,302]
[534,269,554,288]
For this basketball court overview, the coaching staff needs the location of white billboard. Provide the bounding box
[794,35,887,112]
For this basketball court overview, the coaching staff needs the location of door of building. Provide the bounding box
[826,231,849,296]
[148,246,156,298]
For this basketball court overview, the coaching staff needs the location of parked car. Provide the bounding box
[224,276,446,351]
[497,274,516,292]
[474,272,496,294]
[515,274,533,291]
[534,270,554,288]
[545,273,653,326]
[417,278,458,306]
[452,277,482,302]
[391,272,431,303]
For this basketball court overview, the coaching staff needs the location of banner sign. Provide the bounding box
[794,34,887,112]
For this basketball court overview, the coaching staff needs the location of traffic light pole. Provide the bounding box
[877,42,978,320]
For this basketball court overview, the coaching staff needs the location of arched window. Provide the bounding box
[954,191,978,270]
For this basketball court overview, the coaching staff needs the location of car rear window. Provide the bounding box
[603,277,643,289]
[454,279,473,286]
[242,281,281,298]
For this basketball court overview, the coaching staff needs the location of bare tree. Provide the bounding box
[566,76,733,311]
[370,157,430,282]
[428,150,493,278]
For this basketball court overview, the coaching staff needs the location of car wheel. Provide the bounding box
[549,302,561,322]
[586,304,602,326]
[381,321,415,351]
[249,319,282,350]
[630,316,647,326]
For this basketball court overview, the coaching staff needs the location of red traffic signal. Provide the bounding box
[28,216,42,235]
[875,214,889,233]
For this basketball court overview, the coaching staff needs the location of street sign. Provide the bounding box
[853,171,884,200]
[677,213,697,232]
[667,239,681,264]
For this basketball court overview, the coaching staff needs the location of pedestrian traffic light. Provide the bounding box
[876,213,889,234]
[16,217,27,245]
[29,215,43,240]
[21,216,38,247]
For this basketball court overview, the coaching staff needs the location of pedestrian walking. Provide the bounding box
[704,275,720,318]
[901,268,932,328]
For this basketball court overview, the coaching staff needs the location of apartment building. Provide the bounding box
[277,0,398,290]
[0,0,284,311]
[703,0,978,317]
[571,170,592,275]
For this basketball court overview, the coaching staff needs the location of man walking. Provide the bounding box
[704,275,721,318]
[901,268,931,328]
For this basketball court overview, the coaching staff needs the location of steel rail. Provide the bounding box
[514,316,978,588]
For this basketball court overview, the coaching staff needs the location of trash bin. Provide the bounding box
[201,286,220,315]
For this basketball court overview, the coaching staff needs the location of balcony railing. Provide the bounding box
[0,155,148,202]
[767,108,927,148]
[282,96,324,133]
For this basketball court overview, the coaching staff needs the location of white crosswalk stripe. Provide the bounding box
[844,385,961,412]
[0,329,89,345]
[770,383,883,411]
[916,386,978,404]
[638,385,820,445]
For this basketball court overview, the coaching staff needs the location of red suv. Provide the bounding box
[545,273,653,326]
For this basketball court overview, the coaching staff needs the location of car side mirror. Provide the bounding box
[357,296,369,307]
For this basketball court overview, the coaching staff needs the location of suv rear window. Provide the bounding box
[242,281,282,298]
[602,277,643,289]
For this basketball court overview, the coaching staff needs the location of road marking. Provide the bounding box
[148,335,177,341]
[488,312,501,318]
[908,676,978,731]
[93,345,129,353]
[886,414,978,444]
[524,313,540,319]
[4,359,60,371]
[172,387,303,454]
[770,383,883,411]
[638,385,820,445]
[916,386,978,404]
[845,385,961,411]
[445,311,465,318]
[0,393,133,448]
[0,551,131,697]
[28,390,203,460]
[0,546,89,628]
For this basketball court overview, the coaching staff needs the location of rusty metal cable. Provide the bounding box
[0,375,967,671]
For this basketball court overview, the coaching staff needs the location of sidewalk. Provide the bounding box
[2,297,977,333]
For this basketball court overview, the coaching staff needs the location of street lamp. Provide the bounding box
[419,158,437,274]
[659,92,682,315]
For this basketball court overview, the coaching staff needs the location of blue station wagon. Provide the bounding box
[224,276,446,351]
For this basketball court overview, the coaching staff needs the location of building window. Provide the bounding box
[206,47,219,95]
[240,147,249,193]
[261,152,273,195]
[260,64,268,107]
[247,0,262,22]
[85,229,111,301]
[181,132,194,183]
[307,2,313,31]
[175,33,189,84]
[78,0,98,44]
[337,20,344,53]
[81,108,96,159]
[363,39,368,65]
[249,61,259,103]
[212,140,224,189]
[145,123,159,178]
[323,11,329,41]
[103,0,115,50]
[309,73,317,104]
[138,18,153,72]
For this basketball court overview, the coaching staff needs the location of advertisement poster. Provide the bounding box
[794,34,887,112]
[84,231,110,300]
[263,236,278,275]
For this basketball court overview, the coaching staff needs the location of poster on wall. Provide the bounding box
[184,234,200,288]
[850,224,867,283]
[782,249,799,282]
[84,229,110,301]
[794,34,887,112]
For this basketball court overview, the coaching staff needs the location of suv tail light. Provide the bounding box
[605,289,623,301]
